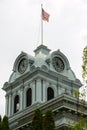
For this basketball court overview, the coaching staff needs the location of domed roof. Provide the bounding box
[8,45,79,83]
[9,51,35,83]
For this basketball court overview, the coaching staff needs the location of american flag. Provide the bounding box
[42,8,50,22]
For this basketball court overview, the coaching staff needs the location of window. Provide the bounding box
[26,88,32,107]
[47,87,54,101]
[14,95,19,113]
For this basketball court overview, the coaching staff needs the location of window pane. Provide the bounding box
[14,95,19,113]
[26,88,32,107]
[47,87,54,101]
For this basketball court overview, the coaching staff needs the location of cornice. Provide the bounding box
[9,94,87,130]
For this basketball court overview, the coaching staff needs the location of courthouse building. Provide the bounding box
[3,44,87,130]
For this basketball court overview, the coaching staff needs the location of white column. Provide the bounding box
[11,92,16,115]
[8,94,11,116]
[20,87,23,111]
[24,84,28,109]
[36,79,42,102]
[32,82,35,104]
[5,95,9,116]
[43,80,46,102]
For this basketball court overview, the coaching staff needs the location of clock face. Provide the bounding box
[18,58,28,73]
[52,57,64,72]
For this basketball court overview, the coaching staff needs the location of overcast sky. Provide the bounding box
[0,0,87,116]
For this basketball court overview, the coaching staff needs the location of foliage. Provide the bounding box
[68,46,87,130]
[82,46,87,83]
[81,46,87,100]
[31,109,43,130]
[43,109,55,130]
[30,109,56,130]
[1,115,10,130]
[74,90,79,98]
[68,118,87,130]
[0,115,2,130]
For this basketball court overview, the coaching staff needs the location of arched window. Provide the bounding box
[26,88,32,107]
[14,95,19,113]
[47,87,54,101]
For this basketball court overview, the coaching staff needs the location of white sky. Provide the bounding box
[0,0,87,117]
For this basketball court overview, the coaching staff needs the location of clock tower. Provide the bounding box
[3,44,87,130]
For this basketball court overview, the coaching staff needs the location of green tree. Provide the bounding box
[1,115,10,130]
[43,109,55,130]
[68,118,87,130]
[68,46,87,130]
[82,46,87,84]
[30,109,56,130]
[0,115,2,130]
[31,109,43,130]
[81,46,87,100]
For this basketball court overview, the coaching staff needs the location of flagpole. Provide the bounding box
[41,4,43,45]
